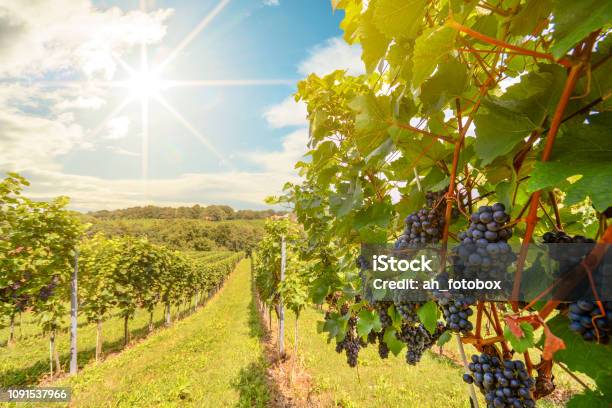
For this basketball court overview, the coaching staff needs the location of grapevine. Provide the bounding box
[264,0,612,406]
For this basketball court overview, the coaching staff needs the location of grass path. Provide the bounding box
[55,259,268,407]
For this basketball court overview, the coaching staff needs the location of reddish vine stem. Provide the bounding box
[440,98,467,264]
[489,303,511,357]
[475,302,484,338]
[458,38,498,82]
[511,63,584,305]
[523,352,534,375]
[548,192,562,230]
[447,20,572,68]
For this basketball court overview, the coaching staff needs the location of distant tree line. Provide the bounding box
[87,204,286,221]
[86,218,264,253]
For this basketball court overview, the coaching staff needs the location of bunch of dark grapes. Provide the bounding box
[395,301,421,323]
[334,316,361,367]
[542,231,595,266]
[437,293,475,333]
[391,290,422,323]
[396,191,447,250]
[454,203,515,282]
[356,254,369,270]
[377,332,390,358]
[542,231,611,343]
[463,353,536,408]
[1,280,31,311]
[367,330,378,345]
[375,301,393,328]
[373,302,394,358]
[543,231,594,245]
[398,322,446,365]
[568,300,611,344]
[38,276,59,302]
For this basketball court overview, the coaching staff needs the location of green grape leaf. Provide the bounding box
[417,300,440,335]
[359,2,391,73]
[472,13,498,41]
[437,330,452,347]
[567,389,612,408]
[387,304,403,329]
[349,93,391,135]
[503,322,535,353]
[354,200,393,231]
[412,26,457,87]
[509,0,552,37]
[383,327,406,356]
[527,113,612,211]
[357,309,383,337]
[311,140,338,168]
[318,312,349,342]
[420,57,468,113]
[474,66,565,165]
[329,178,363,217]
[551,0,612,59]
[545,315,612,403]
[372,0,427,39]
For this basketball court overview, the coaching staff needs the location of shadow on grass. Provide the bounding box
[0,315,168,388]
[428,349,463,368]
[230,359,270,408]
[247,279,265,340]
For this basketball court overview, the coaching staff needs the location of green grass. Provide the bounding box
[0,302,176,388]
[51,259,268,407]
[272,307,571,408]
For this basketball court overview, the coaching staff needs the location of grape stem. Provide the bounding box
[447,19,572,68]
[512,62,585,306]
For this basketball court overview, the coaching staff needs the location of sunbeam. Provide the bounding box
[88,96,133,139]
[154,94,229,168]
[155,0,231,74]
[166,79,296,87]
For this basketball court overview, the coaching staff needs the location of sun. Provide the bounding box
[127,70,163,100]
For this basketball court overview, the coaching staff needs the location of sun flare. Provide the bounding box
[127,71,163,100]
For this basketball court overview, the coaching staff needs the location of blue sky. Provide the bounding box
[0,0,362,210]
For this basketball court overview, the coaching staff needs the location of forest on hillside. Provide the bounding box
[88,204,286,221]
[85,218,264,252]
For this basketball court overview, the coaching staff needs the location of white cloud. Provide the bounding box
[106,146,140,157]
[242,129,308,174]
[21,168,299,211]
[298,37,364,77]
[0,1,172,184]
[0,109,84,171]
[105,116,130,140]
[0,0,173,78]
[56,95,106,111]
[263,97,307,128]
[263,0,280,5]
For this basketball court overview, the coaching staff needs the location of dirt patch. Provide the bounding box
[254,295,329,407]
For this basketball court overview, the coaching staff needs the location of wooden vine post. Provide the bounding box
[279,235,286,358]
[69,249,79,375]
